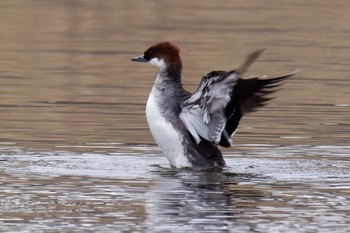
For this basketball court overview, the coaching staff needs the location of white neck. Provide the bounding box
[149,57,167,72]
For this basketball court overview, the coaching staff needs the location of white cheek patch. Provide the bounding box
[149,57,166,70]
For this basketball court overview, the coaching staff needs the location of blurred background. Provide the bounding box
[0,0,349,153]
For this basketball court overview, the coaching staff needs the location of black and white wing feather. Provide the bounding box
[219,70,298,147]
[180,49,299,147]
[179,71,240,144]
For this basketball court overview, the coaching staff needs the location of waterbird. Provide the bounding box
[131,42,297,170]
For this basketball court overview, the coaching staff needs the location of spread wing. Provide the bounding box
[219,70,298,147]
[233,72,297,114]
[179,71,240,144]
[179,49,299,146]
[179,49,264,145]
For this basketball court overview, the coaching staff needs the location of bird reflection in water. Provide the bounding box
[146,166,268,232]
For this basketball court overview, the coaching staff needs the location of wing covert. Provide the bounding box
[180,71,240,144]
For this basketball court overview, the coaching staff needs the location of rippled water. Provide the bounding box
[0,0,349,232]
[1,144,350,232]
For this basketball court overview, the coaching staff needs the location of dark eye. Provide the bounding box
[144,49,155,60]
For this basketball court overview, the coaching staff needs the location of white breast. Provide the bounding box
[146,86,191,168]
